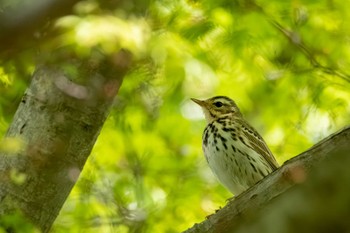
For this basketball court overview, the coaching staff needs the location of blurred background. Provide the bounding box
[1,0,350,232]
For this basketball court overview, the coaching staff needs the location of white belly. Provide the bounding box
[203,124,270,195]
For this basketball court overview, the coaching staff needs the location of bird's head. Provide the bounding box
[191,96,242,123]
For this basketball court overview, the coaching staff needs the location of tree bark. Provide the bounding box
[183,125,350,233]
[0,51,131,232]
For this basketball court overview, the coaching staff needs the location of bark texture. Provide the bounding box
[0,51,130,232]
[183,125,350,233]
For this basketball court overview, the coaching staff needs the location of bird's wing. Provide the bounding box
[237,118,279,170]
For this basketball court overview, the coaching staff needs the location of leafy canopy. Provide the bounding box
[1,0,350,232]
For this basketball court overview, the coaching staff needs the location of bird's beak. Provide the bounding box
[191,98,206,107]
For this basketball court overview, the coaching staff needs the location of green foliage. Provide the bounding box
[0,211,39,233]
[1,0,350,232]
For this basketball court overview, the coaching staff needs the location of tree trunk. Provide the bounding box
[0,51,131,232]
[183,126,350,233]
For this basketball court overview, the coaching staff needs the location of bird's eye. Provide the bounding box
[213,101,223,107]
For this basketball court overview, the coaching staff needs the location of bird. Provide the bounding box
[191,96,279,195]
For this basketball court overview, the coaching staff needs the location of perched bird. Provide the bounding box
[191,96,279,195]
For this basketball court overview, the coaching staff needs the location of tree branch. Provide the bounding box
[0,0,81,55]
[0,50,132,232]
[268,19,350,82]
[183,125,350,233]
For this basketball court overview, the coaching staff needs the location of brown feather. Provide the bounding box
[236,118,279,170]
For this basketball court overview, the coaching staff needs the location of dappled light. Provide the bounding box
[1,0,350,232]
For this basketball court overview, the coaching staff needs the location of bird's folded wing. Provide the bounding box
[237,119,279,170]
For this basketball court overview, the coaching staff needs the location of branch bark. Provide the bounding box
[0,0,81,56]
[0,50,131,232]
[183,125,350,233]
